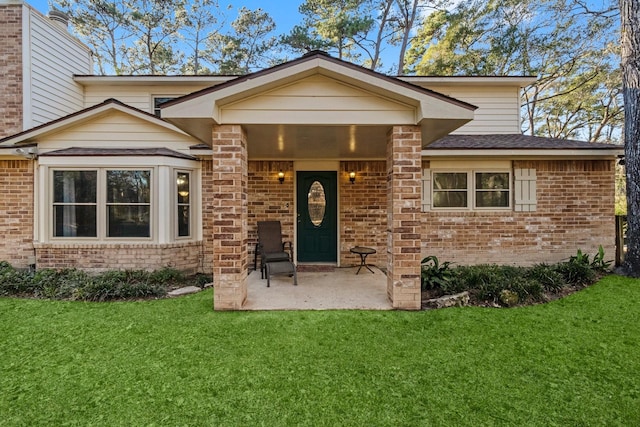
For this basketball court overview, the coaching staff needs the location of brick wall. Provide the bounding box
[34,241,203,273]
[340,161,386,267]
[201,159,215,275]
[422,159,616,265]
[0,160,34,268]
[0,4,23,137]
[247,161,294,268]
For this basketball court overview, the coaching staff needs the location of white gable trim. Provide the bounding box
[161,53,476,126]
[0,100,195,147]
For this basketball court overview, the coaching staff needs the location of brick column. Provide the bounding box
[211,125,248,310]
[386,126,422,310]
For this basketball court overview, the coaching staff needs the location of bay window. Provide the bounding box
[53,171,97,237]
[52,168,152,239]
[106,170,151,237]
[176,171,191,238]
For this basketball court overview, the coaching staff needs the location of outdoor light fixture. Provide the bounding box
[278,171,285,184]
[349,171,356,184]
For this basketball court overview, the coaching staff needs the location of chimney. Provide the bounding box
[47,9,69,30]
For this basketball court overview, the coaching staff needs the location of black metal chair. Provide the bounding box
[256,221,297,286]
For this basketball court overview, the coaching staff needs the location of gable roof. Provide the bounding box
[161,51,478,145]
[0,98,197,147]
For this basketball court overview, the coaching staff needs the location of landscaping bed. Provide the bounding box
[421,247,611,309]
[0,261,211,302]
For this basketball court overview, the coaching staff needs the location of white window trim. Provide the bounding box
[151,95,181,117]
[428,169,513,212]
[49,167,155,242]
[174,169,193,240]
[38,157,200,244]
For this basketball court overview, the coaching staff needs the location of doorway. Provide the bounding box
[296,171,337,263]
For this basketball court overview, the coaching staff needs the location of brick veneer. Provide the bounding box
[421,159,616,265]
[0,4,23,137]
[247,161,294,269]
[340,161,386,267]
[387,126,422,310]
[0,160,34,267]
[34,242,203,273]
[211,125,248,310]
[246,160,388,269]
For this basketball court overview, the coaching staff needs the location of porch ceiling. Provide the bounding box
[245,124,389,159]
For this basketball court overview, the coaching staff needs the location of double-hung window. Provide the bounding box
[106,170,151,237]
[53,171,98,237]
[53,169,152,239]
[431,170,511,210]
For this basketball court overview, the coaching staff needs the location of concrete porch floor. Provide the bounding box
[242,266,392,310]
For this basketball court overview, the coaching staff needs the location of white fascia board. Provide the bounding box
[0,103,192,146]
[74,75,234,87]
[422,149,623,158]
[404,76,538,88]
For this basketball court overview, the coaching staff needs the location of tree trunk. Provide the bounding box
[621,0,640,275]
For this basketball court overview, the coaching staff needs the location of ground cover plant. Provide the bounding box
[0,262,211,301]
[421,247,612,307]
[1,275,639,425]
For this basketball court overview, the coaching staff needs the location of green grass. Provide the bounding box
[1,276,639,426]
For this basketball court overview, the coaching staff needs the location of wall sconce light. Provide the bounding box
[278,171,285,184]
[349,171,356,184]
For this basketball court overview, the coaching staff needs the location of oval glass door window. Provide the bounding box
[308,181,326,227]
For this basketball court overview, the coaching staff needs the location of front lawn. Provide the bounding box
[1,275,639,426]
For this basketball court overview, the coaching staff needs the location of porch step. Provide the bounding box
[296,264,335,272]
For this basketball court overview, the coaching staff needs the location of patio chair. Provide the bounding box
[256,221,297,286]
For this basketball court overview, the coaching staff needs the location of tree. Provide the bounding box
[177,0,228,75]
[620,0,640,275]
[54,0,132,74]
[207,7,278,74]
[405,0,621,143]
[122,0,186,74]
[289,0,374,61]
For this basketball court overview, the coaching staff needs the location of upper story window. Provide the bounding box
[153,96,177,117]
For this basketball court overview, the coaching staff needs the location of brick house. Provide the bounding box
[0,0,622,310]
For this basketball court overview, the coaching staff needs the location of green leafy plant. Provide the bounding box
[555,249,596,286]
[420,256,454,292]
[0,261,32,296]
[590,245,612,272]
[526,263,567,292]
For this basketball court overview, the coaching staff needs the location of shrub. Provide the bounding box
[194,273,213,287]
[32,268,92,300]
[454,264,543,306]
[0,261,32,296]
[420,256,454,292]
[150,267,184,284]
[554,261,595,286]
[86,270,167,301]
[526,263,567,292]
[554,249,598,286]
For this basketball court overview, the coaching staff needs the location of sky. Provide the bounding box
[27,0,305,36]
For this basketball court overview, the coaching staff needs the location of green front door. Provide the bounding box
[296,171,338,263]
